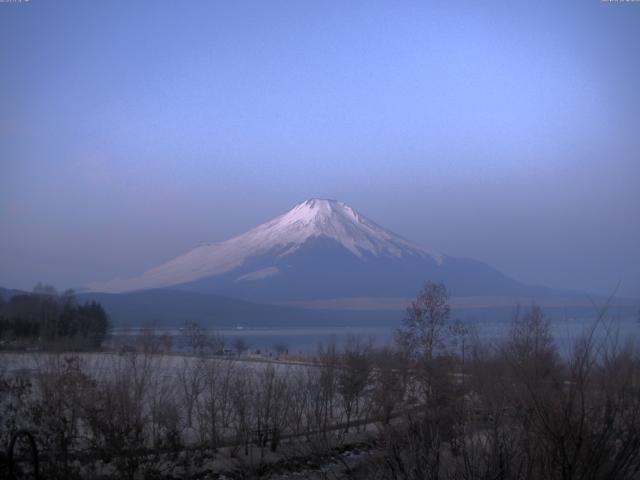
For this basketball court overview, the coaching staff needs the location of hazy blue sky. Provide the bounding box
[1,0,639,297]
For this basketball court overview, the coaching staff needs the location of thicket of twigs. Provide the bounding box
[1,282,639,480]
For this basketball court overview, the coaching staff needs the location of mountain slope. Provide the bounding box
[88,199,551,301]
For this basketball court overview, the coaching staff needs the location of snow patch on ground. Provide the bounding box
[236,266,280,282]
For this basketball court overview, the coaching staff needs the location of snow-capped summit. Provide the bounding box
[89,199,442,293]
[238,198,441,260]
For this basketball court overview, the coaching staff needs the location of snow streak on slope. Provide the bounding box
[88,199,443,293]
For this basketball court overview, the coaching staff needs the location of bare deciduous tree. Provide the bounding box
[183,321,210,355]
[233,337,249,356]
[396,282,451,361]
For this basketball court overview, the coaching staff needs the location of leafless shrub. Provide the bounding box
[196,357,236,449]
[229,365,253,456]
[81,352,155,479]
[337,336,373,432]
[29,354,94,479]
[177,357,204,431]
[370,346,409,425]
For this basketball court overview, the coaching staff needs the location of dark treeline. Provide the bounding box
[0,284,110,349]
[1,282,639,479]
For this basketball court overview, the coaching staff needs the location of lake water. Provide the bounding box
[108,315,640,356]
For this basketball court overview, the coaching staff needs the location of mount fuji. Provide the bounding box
[89,199,550,303]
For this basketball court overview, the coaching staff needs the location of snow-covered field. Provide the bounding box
[0,350,309,376]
